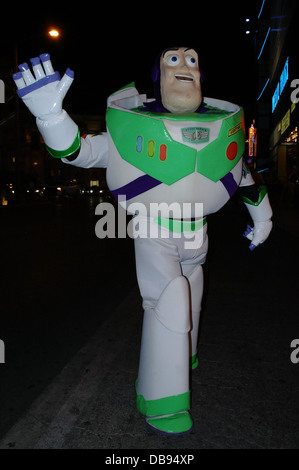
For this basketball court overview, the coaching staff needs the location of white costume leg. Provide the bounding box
[134,220,208,434]
[182,263,205,369]
[137,275,192,434]
[180,225,208,369]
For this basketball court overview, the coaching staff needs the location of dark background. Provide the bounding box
[1,1,257,121]
[2,2,298,449]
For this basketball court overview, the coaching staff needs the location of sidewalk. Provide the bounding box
[0,199,298,449]
[0,288,144,449]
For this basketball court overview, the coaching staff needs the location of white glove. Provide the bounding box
[13,53,73,119]
[243,220,273,251]
[13,53,79,154]
[243,189,273,251]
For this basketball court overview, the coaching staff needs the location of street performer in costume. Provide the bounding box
[13,47,273,435]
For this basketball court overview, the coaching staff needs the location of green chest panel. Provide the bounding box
[196,112,245,182]
[106,105,245,185]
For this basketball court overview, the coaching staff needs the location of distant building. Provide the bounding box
[255,0,299,198]
[0,97,107,194]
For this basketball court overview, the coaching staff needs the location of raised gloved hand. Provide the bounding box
[243,220,273,251]
[13,53,74,119]
[13,54,79,157]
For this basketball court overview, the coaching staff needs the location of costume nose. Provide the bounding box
[180,63,189,71]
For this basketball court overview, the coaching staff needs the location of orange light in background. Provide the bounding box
[48,29,60,38]
[248,120,257,157]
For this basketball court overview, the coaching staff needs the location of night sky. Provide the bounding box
[1,1,257,122]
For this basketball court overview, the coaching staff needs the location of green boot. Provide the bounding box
[146,411,193,436]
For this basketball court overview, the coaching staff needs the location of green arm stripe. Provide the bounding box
[45,130,81,159]
[241,185,267,206]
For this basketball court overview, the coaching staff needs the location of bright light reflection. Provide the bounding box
[49,29,59,38]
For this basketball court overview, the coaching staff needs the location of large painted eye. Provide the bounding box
[185,55,197,67]
[165,55,181,66]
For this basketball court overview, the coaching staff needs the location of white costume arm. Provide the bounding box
[239,159,256,187]
[62,133,109,168]
[13,53,109,169]
[239,160,273,251]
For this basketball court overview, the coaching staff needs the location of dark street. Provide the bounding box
[0,195,136,440]
[0,190,298,449]
[0,0,299,451]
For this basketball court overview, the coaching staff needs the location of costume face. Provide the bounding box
[160,47,202,114]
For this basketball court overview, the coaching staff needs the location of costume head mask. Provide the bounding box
[151,47,201,114]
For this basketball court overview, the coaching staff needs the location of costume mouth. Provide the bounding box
[175,75,194,82]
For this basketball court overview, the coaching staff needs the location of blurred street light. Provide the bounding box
[48,29,60,39]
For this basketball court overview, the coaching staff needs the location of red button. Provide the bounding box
[226,141,238,160]
[159,144,167,161]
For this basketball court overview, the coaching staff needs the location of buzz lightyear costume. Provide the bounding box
[13,50,273,436]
